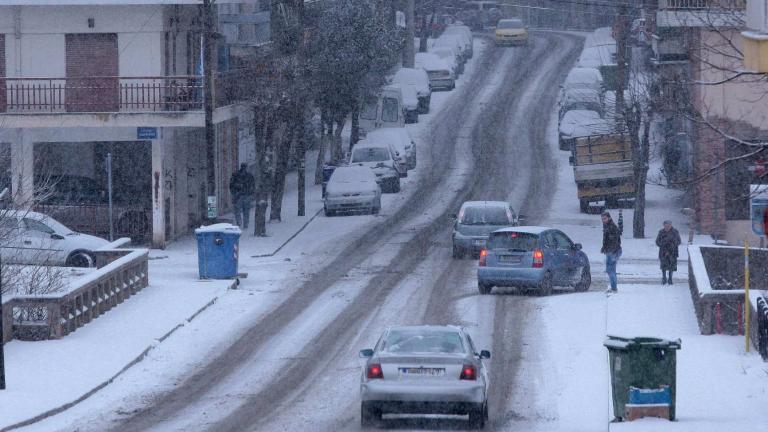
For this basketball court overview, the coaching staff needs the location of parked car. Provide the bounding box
[477,227,591,295]
[563,67,604,95]
[559,88,603,119]
[0,210,108,267]
[392,68,431,114]
[495,18,529,46]
[359,325,491,428]
[34,174,151,242]
[416,52,456,91]
[443,25,474,59]
[430,46,461,77]
[434,35,466,72]
[349,140,403,193]
[394,83,420,124]
[366,128,416,172]
[323,166,381,216]
[558,109,612,151]
[453,201,519,258]
[358,85,406,136]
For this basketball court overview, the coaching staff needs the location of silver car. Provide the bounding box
[453,201,520,258]
[324,166,382,216]
[359,325,491,429]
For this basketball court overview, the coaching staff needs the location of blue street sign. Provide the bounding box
[137,127,158,140]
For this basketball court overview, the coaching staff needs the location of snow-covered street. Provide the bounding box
[3,28,768,432]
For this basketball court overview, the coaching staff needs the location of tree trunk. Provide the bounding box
[350,103,360,147]
[270,125,293,222]
[296,106,306,217]
[314,110,329,185]
[332,117,344,164]
[419,14,429,52]
[632,111,652,239]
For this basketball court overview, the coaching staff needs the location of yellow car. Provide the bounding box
[495,18,528,46]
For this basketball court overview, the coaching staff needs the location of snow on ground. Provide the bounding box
[3,41,491,432]
[509,46,768,431]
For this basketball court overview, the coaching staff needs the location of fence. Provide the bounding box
[660,0,711,9]
[2,242,149,343]
[0,76,202,113]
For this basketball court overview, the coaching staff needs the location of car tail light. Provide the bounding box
[479,249,487,267]
[533,249,544,268]
[367,363,384,379]
[460,364,477,380]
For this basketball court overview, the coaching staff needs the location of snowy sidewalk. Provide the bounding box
[522,110,768,431]
[0,168,326,431]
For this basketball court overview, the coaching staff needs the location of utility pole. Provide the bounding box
[203,0,217,219]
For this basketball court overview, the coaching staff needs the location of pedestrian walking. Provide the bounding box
[656,220,681,285]
[601,211,622,293]
[229,163,255,229]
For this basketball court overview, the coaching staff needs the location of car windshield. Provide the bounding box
[351,148,390,163]
[360,97,378,120]
[460,206,511,225]
[488,232,539,251]
[381,329,465,354]
[331,169,371,183]
[498,20,523,29]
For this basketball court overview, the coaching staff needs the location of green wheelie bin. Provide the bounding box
[604,335,681,421]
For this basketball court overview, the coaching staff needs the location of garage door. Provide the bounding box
[65,33,119,112]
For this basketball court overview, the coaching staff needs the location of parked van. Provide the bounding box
[359,85,405,136]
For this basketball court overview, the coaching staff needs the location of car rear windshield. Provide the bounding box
[488,232,539,251]
[460,206,511,225]
[381,329,466,354]
[498,20,523,29]
[351,147,390,163]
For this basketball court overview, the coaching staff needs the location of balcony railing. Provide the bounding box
[660,0,710,9]
[0,76,203,114]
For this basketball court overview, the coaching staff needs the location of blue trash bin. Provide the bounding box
[195,223,241,279]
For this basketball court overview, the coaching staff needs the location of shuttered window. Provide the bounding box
[65,33,119,112]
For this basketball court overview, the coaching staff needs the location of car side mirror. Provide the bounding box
[480,350,491,359]
[359,349,374,358]
[573,243,582,250]
[51,233,65,240]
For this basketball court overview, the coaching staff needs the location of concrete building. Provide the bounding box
[0,0,256,248]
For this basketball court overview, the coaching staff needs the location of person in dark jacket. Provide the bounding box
[229,163,255,229]
[601,211,622,292]
[656,220,682,285]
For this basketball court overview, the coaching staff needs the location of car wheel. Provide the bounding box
[361,402,381,428]
[468,403,485,429]
[538,272,553,296]
[575,265,592,292]
[452,244,464,259]
[66,251,96,268]
[478,282,492,295]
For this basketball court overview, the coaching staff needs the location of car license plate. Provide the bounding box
[398,367,445,377]
[499,255,521,264]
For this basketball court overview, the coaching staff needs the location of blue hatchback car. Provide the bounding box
[477,227,591,295]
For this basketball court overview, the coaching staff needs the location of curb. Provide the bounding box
[0,282,232,432]
[251,208,323,258]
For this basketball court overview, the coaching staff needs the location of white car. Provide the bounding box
[430,46,461,77]
[0,211,108,267]
[392,68,431,114]
[558,110,613,151]
[443,25,474,59]
[564,67,604,95]
[367,127,416,171]
[359,325,491,428]
[416,52,455,91]
[559,87,603,119]
[393,83,419,124]
[349,140,404,193]
[324,166,382,216]
[433,35,465,73]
